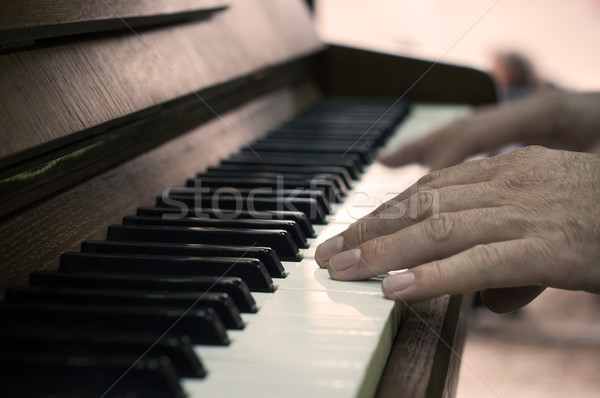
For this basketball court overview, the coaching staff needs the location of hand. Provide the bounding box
[315,146,600,313]
[378,91,600,171]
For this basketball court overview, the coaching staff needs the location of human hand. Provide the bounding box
[315,146,600,313]
[379,91,600,171]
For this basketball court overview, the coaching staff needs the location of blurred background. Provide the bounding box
[313,0,600,91]
[311,1,600,397]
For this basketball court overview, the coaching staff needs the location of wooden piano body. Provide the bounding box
[0,0,496,396]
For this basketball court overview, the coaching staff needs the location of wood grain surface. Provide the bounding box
[0,0,322,163]
[0,1,492,395]
[0,82,320,292]
[0,0,227,31]
[0,0,228,48]
[376,294,471,398]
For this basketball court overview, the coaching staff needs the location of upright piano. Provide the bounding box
[0,1,497,397]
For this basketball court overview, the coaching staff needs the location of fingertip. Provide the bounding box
[377,148,416,167]
[481,286,546,314]
[329,249,361,273]
[315,236,344,267]
[382,272,415,301]
[425,147,465,171]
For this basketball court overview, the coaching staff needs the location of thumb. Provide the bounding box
[480,286,546,314]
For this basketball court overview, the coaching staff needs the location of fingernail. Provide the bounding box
[315,236,344,263]
[385,272,415,292]
[330,249,361,272]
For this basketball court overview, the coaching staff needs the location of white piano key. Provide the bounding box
[186,104,473,398]
[379,103,472,157]
[331,165,429,223]
[196,289,401,362]
[303,222,352,258]
[256,289,398,319]
[191,291,401,398]
[184,359,361,398]
[278,259,385,294]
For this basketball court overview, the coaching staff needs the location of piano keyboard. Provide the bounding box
[0,99,469,397]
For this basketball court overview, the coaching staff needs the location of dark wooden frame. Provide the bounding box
[0,2,495,395]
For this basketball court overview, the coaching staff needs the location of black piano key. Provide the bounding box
[0,302,229,345]
[269,126,385,138]
[242,142,374,164]
[188,176,342,204]
[255,138,378,159]
[169,185,332,213]
[221,157,361,179]
[107,224,300,261]
[136,206,315,238]
[200,169,348,195]
[0,330,205,379]
[186,178,342,207]
[269,130,387,147]
[61,251,276,292]
[82,239,284,279]
[285,118,394,130]
[0,352,185,398]
[6,286,245,330]
[229,151,365,170]
[157,195,326,225]
[30,270,258,313]
[207,164,353,191]
[260,130,378,141]
[260,128,371,137]
[122,215,307,249]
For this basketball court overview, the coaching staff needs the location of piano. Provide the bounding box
[0,1,497,397]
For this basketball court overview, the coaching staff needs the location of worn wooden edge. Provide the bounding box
[0,0,323,161]
[425,294,472,398]
[0,80,321,292]
[0,55,319,218]
[440,294,472,398]
[0,0,228,48]
[318,45,498,106]
[0,8,227,50]
[375,294,472,398]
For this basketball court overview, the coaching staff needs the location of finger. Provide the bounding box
[378,118,469,168]
[381,238,552,302]
[315,180,508,268]
[327,207,524,280]
[480,286,546,314]
[377,133,438,167]
[424,137,479,171]
[371,150,526,221]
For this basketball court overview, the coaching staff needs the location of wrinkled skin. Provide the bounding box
[315,91,600,313]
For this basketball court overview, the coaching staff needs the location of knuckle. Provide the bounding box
[407,190,437,221]
[416,173,434,186]
[424,212,456,243]
[539,218,586,264]
[378,199,406,220]
[471,244,503,265]
[495,166,552,190]
[427,260,453,291]
[347,221,372,247]
[510,145,547,160]
[417,169,444,187]
[557,220,586,250]
[359,238,389,268]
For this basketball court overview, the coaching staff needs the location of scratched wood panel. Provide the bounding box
[376,294,472,398]
[0,0,322,163]
[0,0,226,31]
[0,83,320,291]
